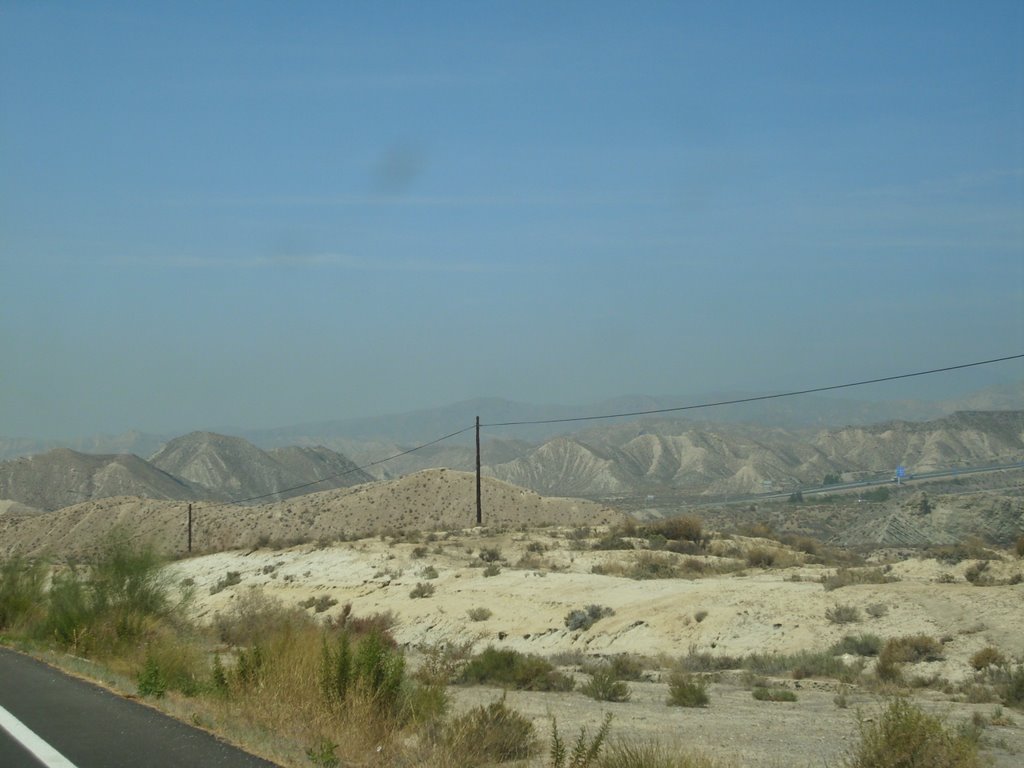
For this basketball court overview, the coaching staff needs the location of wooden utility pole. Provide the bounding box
[187,503,193,553]
[475,416,482,525]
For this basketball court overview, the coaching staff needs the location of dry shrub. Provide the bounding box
[970,646,1006,671]
[822,567,897,591]
[214,587,311,646]
[745,547,776,568]
[598,740,731,768]
[441,698,535,765]
[652,516,704,544]
[882,635,945,664]
[826,604,862,625]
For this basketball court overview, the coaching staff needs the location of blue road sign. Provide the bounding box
[896,466,906,479]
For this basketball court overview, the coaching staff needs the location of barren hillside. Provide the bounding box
[0,447,207,511]
[0,470,622,560]
[486,411,1024,498]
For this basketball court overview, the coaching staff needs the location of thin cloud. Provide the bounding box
[857,168,1024,200]
[108,252,534,274]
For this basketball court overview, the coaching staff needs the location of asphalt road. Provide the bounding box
[0,647,281,768]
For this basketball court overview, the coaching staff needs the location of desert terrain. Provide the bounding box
[155,517,1024,767]
[1,432,1022,766]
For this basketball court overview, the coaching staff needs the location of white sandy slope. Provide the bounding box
[167,528,1024,685]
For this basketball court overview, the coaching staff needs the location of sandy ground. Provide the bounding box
[166,526,1024,767]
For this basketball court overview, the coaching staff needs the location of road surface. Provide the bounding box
[0,647,281,768]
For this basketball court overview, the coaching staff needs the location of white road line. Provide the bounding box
[0,703,79,768]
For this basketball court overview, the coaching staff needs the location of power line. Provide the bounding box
[481,353,1024,428]
[186,352,1022,508]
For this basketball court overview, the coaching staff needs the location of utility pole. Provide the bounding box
[187,503,193,553]
[475,416,482,525]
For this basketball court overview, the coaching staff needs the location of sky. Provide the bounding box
[1,1,1023,439]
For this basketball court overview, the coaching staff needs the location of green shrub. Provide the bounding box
[861,486,891,503]
[466,607,492,622]
[1000,665,1024,708]
[752,686,797,702]
[352,629,406,713]
[826,604,862,624]
[549,712,612,768]
[0,556,47,630]
[666,670,709,707]
[482,563,501,577]
[580,666,630,702]
[844,698,981,767]
[43,534,171,653]
[460,646,574,692]
[137,652,168,698]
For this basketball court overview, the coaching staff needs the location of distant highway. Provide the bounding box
[606,461,1024,510]
[0,648,280,768]
[759,461,1024,502]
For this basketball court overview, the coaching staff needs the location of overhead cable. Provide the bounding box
[481,353,1024,428]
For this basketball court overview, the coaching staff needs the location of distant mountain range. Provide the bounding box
[0,433,372,512]
[2,381,1020,463]
[1,411,1021,512]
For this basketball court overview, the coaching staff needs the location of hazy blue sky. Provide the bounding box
[2,2,1022,438]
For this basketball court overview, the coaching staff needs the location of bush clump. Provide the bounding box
[745,547,776,568]
[0,556,46,630]
[822,567,897,591]
[752,686,797,702]
[409,582,436,599]
[826,604,862,625]
[580,665,630,702]
[666,670,709,707]
[459,647,574,692]
[832,633,883,657]
[844,698,982,767]
[548,713,612,768]
[565,604,614,632]
[443,698,535,763]
[881,635,945,664]
[970,646,1006,671]
[210,571,242,594]
[466,607,492,622]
